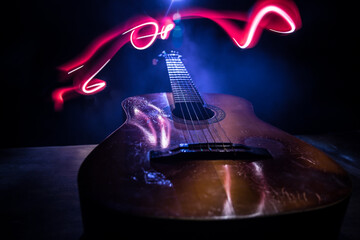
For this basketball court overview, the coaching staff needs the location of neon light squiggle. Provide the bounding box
[179,0,300,49]
[52,0,300,110]
[81,59,110,94]
[124,22,159,50]
[232,5,296,48]
[52,18,174,110]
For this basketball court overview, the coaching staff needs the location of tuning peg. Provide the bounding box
[158,50,167,58]
[157,50,182,58]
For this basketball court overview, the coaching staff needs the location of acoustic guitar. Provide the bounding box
[78,51,351,239]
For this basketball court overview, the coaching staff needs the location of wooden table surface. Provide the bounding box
[1,132,359,239]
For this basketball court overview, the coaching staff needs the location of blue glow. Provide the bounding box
[144,170,173,187]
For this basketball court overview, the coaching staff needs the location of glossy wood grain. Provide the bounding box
[78,92,351,238]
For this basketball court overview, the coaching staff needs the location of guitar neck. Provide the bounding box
[164,55,204,105]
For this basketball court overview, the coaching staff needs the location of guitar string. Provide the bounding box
[171,55,213,150]
[178,59,229,151]
[166,55,198,144]
[167,52,233,153]
[168,54,204,147]
[197,86,234,149]
[166,56,192,143]
[171,57,220,148]
[174,54,233,151]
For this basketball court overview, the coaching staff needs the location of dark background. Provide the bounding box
[1,0,358,148]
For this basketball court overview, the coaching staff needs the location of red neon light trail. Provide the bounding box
[52,0,301,110]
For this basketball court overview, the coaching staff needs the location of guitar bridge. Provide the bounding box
[149,143,272,163]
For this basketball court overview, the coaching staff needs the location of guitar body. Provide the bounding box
[78,92,351,239]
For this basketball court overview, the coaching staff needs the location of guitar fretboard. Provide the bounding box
[165,56,204,105]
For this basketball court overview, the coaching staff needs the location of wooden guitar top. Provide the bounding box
[79,93,351,220]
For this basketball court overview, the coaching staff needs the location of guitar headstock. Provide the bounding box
[158,50,182,59]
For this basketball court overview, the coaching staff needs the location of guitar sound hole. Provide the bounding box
[172,102,215,120]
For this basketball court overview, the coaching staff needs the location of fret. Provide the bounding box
[170,87,197,90]
[165,54,204,105]
[173,96,202,99]
[170,87,198,93]
[172,92,199,95]
[170,85,198,90]
[170,87,196,91]
[173,94,200,97]
[173,94,201,98]
[168,73,190,76]
[169,76,192,79]
[170,83,194,86]
[172,94,198,97]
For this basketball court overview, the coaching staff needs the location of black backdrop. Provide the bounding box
[1,0,358,148]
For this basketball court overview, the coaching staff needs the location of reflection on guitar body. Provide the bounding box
[78,51,351,239]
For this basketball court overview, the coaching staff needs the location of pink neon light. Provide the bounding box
[52,86,77,111]
[125,22,159,50]
[80,59,110,94]
[52,0,300,110]
[52,17,175,110]
[124,21,175,49]
[232,5,296,48]
[160,19,175,40]
[67,65,84,74]
[179,0,301,49]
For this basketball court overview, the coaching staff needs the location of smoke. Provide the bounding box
[169,17,302,127]
[51,0,304,145]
